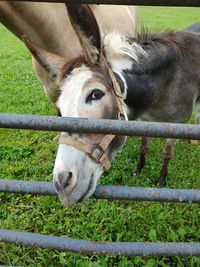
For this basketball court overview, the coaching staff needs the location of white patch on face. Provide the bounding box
[57,65,93,117]
[103,31,146,73]
[53,144,103,206]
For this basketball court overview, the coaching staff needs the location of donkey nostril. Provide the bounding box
[56,171,75,190]
[62,171,73,189]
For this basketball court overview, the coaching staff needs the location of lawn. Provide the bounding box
[0,6,200,267]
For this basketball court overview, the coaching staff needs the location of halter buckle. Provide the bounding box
[90,145,104,162]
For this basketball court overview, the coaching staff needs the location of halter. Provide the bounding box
[57,63,126,171]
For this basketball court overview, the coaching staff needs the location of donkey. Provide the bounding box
[0,2,138,109]
[23,4,200,206]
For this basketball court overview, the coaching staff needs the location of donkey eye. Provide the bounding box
[86,89,105,103]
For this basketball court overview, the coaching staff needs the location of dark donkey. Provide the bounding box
[128,25,200,184]
[24,4,200,205]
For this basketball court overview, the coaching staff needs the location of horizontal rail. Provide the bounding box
[0,229,200,256]
[0,0,200,7]
[0,179,200,203]
[1,113,200,140]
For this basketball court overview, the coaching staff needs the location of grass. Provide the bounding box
[0,6,200,267]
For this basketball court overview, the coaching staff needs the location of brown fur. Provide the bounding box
[0,3,138,104]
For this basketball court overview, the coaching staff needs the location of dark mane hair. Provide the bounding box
[126,29,200,73]
[129,29,199,61]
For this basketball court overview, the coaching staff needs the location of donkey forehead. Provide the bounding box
[57,64,111,116]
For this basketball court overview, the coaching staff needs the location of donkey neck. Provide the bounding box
[0,2,81,59]
[114,70,158,120]
[107,32,185,120]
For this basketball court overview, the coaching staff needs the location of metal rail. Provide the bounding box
[1,113,200,140]
[1,229,200,256]
[0,179,200,203]
[0,0,199,7]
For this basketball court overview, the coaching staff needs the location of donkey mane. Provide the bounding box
[103,31,147,63]
[132,30,196,60]
[104,30,200,74]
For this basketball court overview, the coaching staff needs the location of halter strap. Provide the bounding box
[107,61,127,120]
[57,60,126,171]
[58,134,115,171]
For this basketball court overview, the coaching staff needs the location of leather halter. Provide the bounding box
[57,64,126,171]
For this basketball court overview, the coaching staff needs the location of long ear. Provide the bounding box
[22,37,67,81]
[66,3,101,64]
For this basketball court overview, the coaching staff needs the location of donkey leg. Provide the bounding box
[132,137,151,176]
[189,110,200,144]
[157,138,178,186]
[192,112,200,143]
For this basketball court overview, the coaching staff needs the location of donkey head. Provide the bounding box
[23,4,127,206]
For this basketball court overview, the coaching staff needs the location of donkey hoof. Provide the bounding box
[132,167,141,176]
[157,177,167,186]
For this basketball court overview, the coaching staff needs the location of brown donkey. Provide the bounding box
[0,2,138,107]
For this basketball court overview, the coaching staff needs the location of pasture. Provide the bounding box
[0,6,200,267]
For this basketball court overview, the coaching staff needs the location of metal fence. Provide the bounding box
[1,117,200,256]
[0,0,200,258]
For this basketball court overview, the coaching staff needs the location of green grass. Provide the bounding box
[0,6,200,267]
[139,7,200,31]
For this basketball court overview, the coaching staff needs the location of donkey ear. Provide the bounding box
[66,3,101,64]
[22,37,67,81]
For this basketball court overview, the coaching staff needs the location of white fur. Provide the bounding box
[103,31,146,73]
[53,144,103,206]
[57,65,93,117]
[114,70,127,100]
